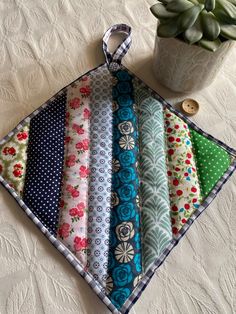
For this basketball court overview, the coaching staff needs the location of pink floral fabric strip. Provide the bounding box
[164,108,202,236]
[57,76,91,266]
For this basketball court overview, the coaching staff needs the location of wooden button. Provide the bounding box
[181,99,199,116]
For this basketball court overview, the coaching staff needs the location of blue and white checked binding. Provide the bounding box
[102,24,132,71]
[1,24,236,314]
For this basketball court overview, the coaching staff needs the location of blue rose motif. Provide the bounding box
[113,143,121,156]
[117,202,136,220]
[110,288,131,310]
[113,115,120,126]
[117,94,133,107]
[118,108,133,121]
[116,70,132,81]
[119,151,135,167]
[112,87,119,99]
[108,252,116,269]
[134,233,141,250]
[113,173,121,189]
[134,253,142,273]
[118,167,136,183]
[117,82,132,94]
[112,264,133,287]
[113,128,121,141]
[118,184,136,202]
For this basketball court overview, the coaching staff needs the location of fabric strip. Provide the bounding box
[190,128,231,198]
[134,86,172,272]
[23,93,66,236]
[107,70,142,310]
[164,108,202,236]
[0,124,29,196]
[86,65,113,285]
[57,76,91,266]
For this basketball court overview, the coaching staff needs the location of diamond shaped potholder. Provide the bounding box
[0,24,236,313]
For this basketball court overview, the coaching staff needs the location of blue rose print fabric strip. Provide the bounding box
[106,70,142,310]
[86,65,113,286]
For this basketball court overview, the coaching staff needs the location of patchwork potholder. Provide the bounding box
[0,24,236,314]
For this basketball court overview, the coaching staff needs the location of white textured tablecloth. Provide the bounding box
[0,1,236,313]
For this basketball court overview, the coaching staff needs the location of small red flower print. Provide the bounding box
[184,172,188,177]
[184,124,187,129]
[173,179,179,186]
[66,154,76,167]
[184,203,190,210]
[182,218,187,224]
[166,113,171,118]
[176,190,183,196]
[82,139,89,150]
[3,147,8,155]
[176,138,181,143]
[172,205,178,212]
[0,164,2,173]
[81,76,88,81]
[76,142,83,150]
[168,136,175,143]
[74,236,88,251]
[192,167,196,172]
[58,223,70,238]
[79,165,90,178]
[14,163,22,169]
[191,187,197,193]
[168,149,174,156]
[77,209,84,218]
[69,207,79,217]
[174,125,179,129]
[167,170,172,176]
[71,189,80,198]
[77,202,85,211]
[175,167,180,172]
[83,108,91,119]
[172,227,178,235]
[60,200,65,208]
[80,85,91,97]
[69,98,81,109]
[187,153,192,159]
[192,198,197,203]
[65,136,71,144]
[167,128,172,133]
[185,159,191,165]
[66,184,73,192]
[17,132,28,141]
[72,123,85,135]
[65,111,70,126]
[8,147,16,155]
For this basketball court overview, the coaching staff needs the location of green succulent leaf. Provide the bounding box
[214,0,236,23]
[179,4,204,30]
[184,17,203,43]
[220,23,236,39]
[157,18,181,37]
[150,3,179,19]
[205,0,215,12]
[201,10,220,40]
[166,0,194,13]
[198,37,222,51]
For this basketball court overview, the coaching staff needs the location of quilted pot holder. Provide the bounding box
[0,24,236,314]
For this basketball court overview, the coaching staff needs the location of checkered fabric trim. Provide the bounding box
[102,24,132,70]
[0,61,236,314]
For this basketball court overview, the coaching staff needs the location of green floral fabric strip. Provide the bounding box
[135,86,172,272]
[107,70,142,310]
[190,128,231,198]
[0,124,29,196]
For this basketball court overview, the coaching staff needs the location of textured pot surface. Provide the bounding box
[153,36,235,93]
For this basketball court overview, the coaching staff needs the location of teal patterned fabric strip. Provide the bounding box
[135,85,172,272]
[107,70,142,309]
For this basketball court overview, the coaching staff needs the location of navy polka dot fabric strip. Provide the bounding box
[23,93,67,235]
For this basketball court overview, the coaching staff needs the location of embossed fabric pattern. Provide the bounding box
[135,86,172,272]
[86,65,113,285]
[57,76,91,266]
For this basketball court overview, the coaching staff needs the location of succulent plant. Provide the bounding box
[150,0,236,51]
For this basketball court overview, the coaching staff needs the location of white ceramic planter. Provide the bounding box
[153,35,235,93]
